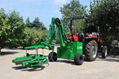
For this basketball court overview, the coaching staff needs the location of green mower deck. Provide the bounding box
[12,55,47,67]
[12,45,48,67]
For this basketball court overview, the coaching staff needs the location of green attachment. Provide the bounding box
[12,55,48,67]
[48,17,84,65]
[12,42,50,67]
[12,17,84,67]
[48,17,83,60]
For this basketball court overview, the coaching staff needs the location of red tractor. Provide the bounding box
[68,16,108,61]
[79,32,107,61]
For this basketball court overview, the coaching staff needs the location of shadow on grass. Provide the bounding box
[0,51,19,56]
[12,66,45,72]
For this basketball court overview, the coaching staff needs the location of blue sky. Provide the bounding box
[0,0,90,28]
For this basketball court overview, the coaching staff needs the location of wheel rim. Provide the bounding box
[104,47,107,56]
[91,45,97,58]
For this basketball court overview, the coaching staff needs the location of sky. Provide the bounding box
[0,0,90,28]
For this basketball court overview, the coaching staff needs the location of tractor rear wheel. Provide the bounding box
[48,52,57,62]
[101,46,108,58]
[74,54,84,65]
[85,40,98,61]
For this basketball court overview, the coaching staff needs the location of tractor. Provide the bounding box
[48,17,108,64]
[68,16,108,61]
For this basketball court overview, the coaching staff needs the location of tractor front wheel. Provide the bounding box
[101,46,108,58]
[74,54,84,65]
[48,52,57,62]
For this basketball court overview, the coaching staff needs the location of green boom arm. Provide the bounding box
[48,17,69,48]
[25,17,69,50]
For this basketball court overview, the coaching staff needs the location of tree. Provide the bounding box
[22,27,47,47]
[25,17,46,30]
[60,0,86,33]
[0,8,48,52]
[25,17,32,28]
[32,17,46,30]
[23,17,48,47]
[6,11,25,47]
[0,8,7,52]
[0,9,25,52]
[87,0,119,46]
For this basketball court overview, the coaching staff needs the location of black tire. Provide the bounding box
[85,40,98,61]
[26,53,30,56]
[48,52,57,62]
[74,54,84,65]
[102,46,108,58]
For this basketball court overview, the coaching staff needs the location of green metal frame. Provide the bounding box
[12,55,47,67]
[12,45,48,67]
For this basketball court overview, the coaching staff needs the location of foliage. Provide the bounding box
[25,17,32,28]
[60,0,86,33]
[87,0,119,45]
[0,8,7,48]
[21,27,47,47]
[23,17,47,47]
[25,17,46,30]
[0,9,25,48]
[0,8,47,50]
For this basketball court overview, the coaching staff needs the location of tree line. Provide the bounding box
[0,8,47,52]
[0,0,119,54]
